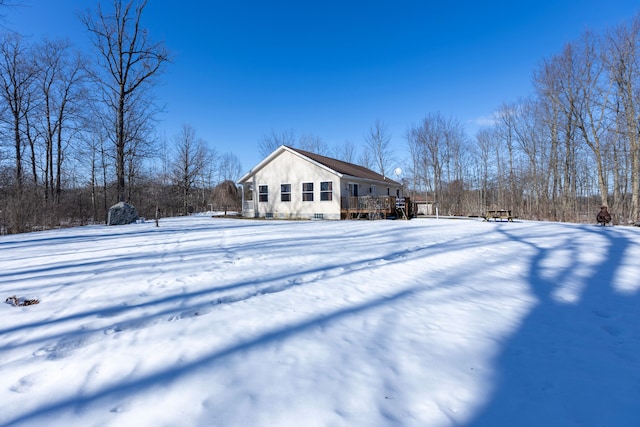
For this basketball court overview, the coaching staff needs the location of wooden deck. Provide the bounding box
[341,196,411,219]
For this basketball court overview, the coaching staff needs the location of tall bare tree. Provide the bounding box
[81,0,169,203]
[35,38,87,205]
[407,113,450,208]
[494,102,521,212]
[534,46,582,221]
[170,124,211,214]
[473,127,497,211]
[604,13,640,223]
[571,31,612,208]
[0,32,37,191]
[365,119,393,177]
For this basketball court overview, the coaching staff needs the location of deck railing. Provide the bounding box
[341,195,409,219]
[340,196,395,210]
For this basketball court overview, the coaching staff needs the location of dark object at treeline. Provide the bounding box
[596,206,611,226]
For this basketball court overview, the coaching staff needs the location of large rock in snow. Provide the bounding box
[107,202,139,225]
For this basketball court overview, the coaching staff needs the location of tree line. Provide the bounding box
[0,1,242,234]
[270,13,640,225]
[2,2,639,234]
[417,13,640,225]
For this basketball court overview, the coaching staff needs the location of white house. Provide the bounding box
[238,146,404,220]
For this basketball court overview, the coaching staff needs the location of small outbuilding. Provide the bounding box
[238,146,406,220]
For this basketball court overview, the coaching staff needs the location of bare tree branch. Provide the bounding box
[80,0,170,203]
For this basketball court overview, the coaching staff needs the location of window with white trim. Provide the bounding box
[258,185,268,202]
[320,181,333,201]
[302,182,313,201]
[281,184,291,202]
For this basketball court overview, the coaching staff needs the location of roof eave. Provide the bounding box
[340,174,401,186]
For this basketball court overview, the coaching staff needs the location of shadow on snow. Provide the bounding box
[466,225,640,427]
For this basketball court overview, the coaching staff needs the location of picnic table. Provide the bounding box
[484,209,513,222]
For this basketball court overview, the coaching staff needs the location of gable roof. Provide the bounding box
[288,147,399,184]
[238,145,400,185]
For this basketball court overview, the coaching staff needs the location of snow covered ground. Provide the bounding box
[1,216,639,427]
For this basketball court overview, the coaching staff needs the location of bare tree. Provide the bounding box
[494,103,521,212]
[406,113,472,214]
[120,91,161,202]
[197,145,219,206]
[571,31,612,209]
[406,126,423,198]
[34,38,87,206]
[498,98,552,218]
[218,151,242,183]
[298,132,329,155]
[333,140,357,163]
[170,124,211,214]
[81,0,169,203]
[0,32,37,191]
[534,46,582,221]
[604,13,640,223]
[408,113,446,208]
[475,127,497,210]
[258,128,295,157]
[440,115,468,214]
[365,119,393,177]
[81,131,107,222]
[358,149,373,171]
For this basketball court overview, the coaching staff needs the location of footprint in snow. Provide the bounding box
[10,375,38,393]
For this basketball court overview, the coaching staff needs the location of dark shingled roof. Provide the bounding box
[288,146,399,185]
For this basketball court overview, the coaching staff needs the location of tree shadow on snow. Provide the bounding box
[2,285,426,426]
[1,221,495,426]
[0,224,492,342]
[467,225,640,427]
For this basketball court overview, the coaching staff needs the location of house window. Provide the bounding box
[302,182,313,201]
[320,181,333,201]
[281,184,291,202]
[259,185,268,202]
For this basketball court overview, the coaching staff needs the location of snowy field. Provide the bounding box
[1,216,639,427]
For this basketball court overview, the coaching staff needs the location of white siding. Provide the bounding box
[252,150,342,219]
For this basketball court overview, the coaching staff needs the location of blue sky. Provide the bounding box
[8,1,640,174]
